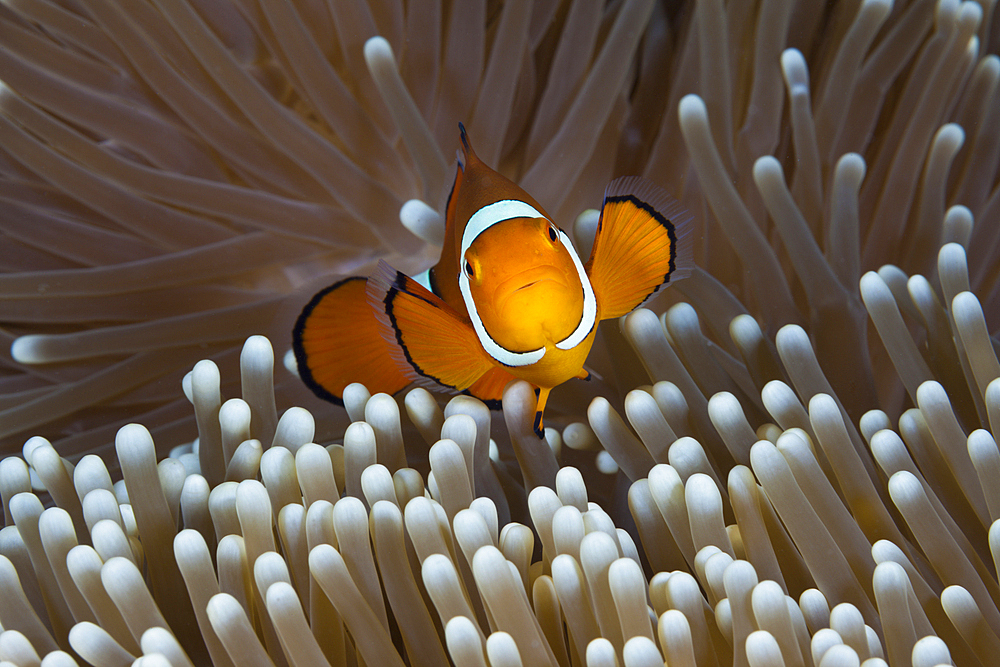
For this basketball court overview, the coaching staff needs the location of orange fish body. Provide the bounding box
[293,125,692,434]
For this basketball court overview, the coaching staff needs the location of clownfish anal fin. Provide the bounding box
[367,260,495,394]
[533,386,552,438]
[292,277,411,405]
[586,176,694,320]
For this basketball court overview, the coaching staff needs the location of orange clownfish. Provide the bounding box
[293,124,692,436]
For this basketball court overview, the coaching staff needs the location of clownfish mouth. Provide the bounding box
[487,264,585,348]
[499,266,566,296]
[493,265,578,323]
[494,266,566,308]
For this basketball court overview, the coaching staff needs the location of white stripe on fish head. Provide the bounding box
[458,200,596,367]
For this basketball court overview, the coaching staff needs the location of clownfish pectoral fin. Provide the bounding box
[366,260,496,394]
[585,176,694,320]
[292,277,412,405]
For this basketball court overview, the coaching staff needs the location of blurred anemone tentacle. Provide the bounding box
[2,0,999,452]
[0,0,692,454]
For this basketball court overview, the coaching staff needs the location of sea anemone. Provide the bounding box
[2,0,1000,665]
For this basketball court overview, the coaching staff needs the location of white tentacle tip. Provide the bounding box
[114,423,155,459]
[282,348,299,377]
[958,1,983,28]
[192,359,221,389]
[400,199,445,246]
[780,48,809,87]
[942,205,973,248]
[775,323,809,348]
[951,290,980,317]
[934,122,965,147]
[938,242,968,276]
[595,450,619,475]
[678,94,708,129]
[835,152,867,180]
[752,155,784,186]
[859,270,887,298]
[241,335,274,367]
[10,335,44,364]
[363,36,394,64]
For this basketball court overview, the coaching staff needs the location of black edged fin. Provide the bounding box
[533,411,544,438]
[366,260,495,394]
[292,276,411,405]
[444,156,464,236]
[459,121,470,155]
[457,121,481,167]
[586,176,695,320]
[533,386,552,439]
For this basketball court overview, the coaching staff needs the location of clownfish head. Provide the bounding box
[465,215,583,352]
[453,124,598,369]
[458,200,597,367]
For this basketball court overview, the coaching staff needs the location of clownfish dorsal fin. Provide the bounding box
[431,125,471,311]
[444,146,464,232]
[366,260,496,394]
[452,123,553,236]
[292,277,411,404]
[435,123,553,315]
[458,122,480,167]
[586,176,694,321]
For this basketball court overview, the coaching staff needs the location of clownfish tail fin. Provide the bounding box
[292,277,411,405]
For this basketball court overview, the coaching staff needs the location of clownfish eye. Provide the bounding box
[465,261,474,277]
[547,224,558,242]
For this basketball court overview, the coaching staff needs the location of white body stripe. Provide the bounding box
[554,228,597,350]
[458,200,597,367]
[461,200,543,256]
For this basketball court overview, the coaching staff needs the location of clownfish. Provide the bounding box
[293,124,692,436]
